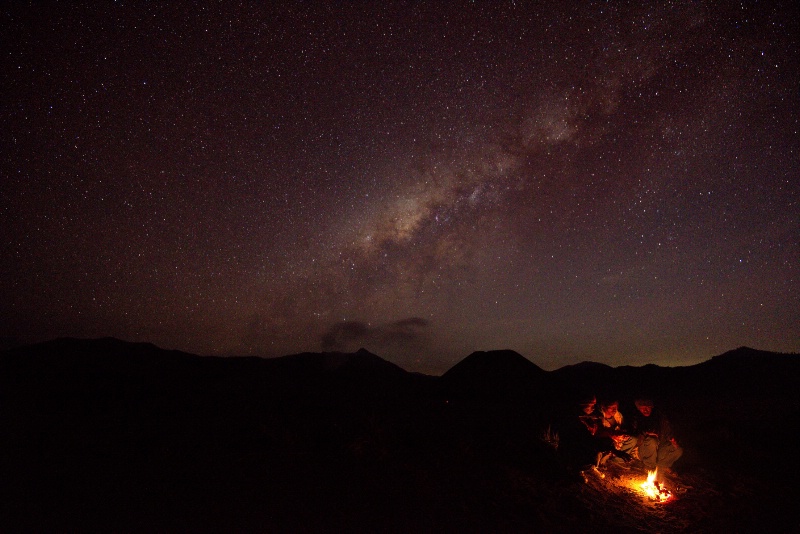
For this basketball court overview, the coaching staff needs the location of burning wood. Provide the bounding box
[635,469,672,503]
[580,465,606,483]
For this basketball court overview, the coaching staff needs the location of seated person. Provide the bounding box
[595,399,638,466]
[577,394,600,436]
[559,394,603,470]
[631,398,683,474]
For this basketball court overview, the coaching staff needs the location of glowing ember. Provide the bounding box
[638,469,672,503]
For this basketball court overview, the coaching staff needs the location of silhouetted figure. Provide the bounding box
[577,395,601,437]
[559,394,604,470]
[631,398,683,474]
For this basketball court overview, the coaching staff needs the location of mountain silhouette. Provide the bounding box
[689,345,798,391]
[264,346,410,379]
[1,338,798,532]
[440,349,551,400]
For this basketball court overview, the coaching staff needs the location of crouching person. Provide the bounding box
[632,398,683,474]
[596,399,638,467]
[557,394,604,472]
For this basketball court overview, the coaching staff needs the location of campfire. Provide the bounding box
[582,463,676,506]
[634,469,672,503]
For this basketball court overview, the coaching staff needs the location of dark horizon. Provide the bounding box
[2,333,798,531]
[2,2,798,375]
[3,335,796,375]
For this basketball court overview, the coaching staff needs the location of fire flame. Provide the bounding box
[638,469,672,503]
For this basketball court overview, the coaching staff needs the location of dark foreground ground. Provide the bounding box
[1,338,798,532]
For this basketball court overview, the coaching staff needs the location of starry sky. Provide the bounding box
[2,1,798,373]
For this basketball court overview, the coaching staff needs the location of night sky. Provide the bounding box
[2,2,797,373]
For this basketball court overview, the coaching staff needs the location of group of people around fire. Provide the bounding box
[562,394,683,477]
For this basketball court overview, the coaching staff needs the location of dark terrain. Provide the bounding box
[1,338,798,532]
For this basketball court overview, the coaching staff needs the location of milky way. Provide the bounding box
[2,2,797,372]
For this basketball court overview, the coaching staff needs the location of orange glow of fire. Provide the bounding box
[638,469,672,503]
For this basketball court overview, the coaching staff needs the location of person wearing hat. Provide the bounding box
[632,398,683,475]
